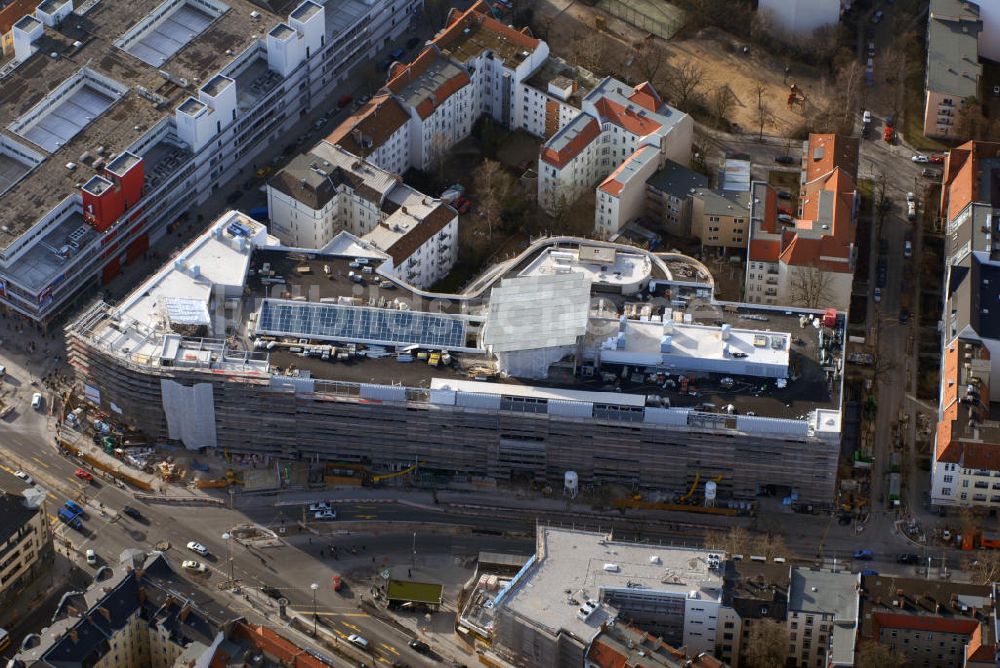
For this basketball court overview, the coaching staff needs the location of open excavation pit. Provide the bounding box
[228,524,282,548]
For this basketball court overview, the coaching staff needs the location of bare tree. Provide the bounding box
[854,640,908,668]
[710,84,737,126]
[788,263,835,309]
[956,96,1000,141]
[571,28,612,75]
[754,82,774,140]
[750,532,788,559]
[965,549,1000,584]
[744,619,788,668]
[473,160,514,238]
[635,40,667,85]
[667,61,705,112]
[704,526,754,555]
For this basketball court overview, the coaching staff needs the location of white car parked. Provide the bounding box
[308,502,331,512]
[186,541,209,556]
[14,470,33,485]
[182,560,208,573]
[314,510,337,520]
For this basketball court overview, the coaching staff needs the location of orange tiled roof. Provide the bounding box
[941,141,1000,223]
[750,239,780,262]
[804,134,859,185]
[540,117,600,168]
[935,342,995,464]
[434,0,540,54]
[586,639,628,668]
[628,81,662,113]
[385,48,471,121]
[872,612,979,637]
[326,93,410,156]
[0,0,36,35]
[595,97,663,136]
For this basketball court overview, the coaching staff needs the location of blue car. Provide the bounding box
[64,500,84,517]
[853,549,874,560]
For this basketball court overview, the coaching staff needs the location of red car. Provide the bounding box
[74,468,93,482]
[777,206,793,216]
[331,575,343,592]
[453,196,472,215]
[930,154,945,164]
[336,95,353,109]
[883,127,894,143]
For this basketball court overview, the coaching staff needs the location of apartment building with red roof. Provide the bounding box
[325,1,549,174]
[931,141,1000,509]
[859,574,993,667]
[536,76,693,236]
[585,621,725,668]
[744,134,859,310]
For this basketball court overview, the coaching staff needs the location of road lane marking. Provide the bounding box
[355,514,377,520]
[31,456,49,469]
[341,621,361,632]
[380,643,399,656]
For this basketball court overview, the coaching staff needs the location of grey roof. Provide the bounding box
[484,273,592,353]
[15,552,231,666]
[646,160,709,200]
[788,568,859,618]
[926,0,982,98]
[0,489,39,548]
[693,188,751,218]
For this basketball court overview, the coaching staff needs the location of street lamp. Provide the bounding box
[310,583,319,636]
[222,532,234,584]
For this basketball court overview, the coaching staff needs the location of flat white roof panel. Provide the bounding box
[429,378,647,408]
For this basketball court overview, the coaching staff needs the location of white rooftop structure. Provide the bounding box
[599,318,791,379]
[429,377,647,408]
[484,273,592,353]
[496,527,723,643]
[113,211,270,331]
[519,245,652,295]
[363,184,442,251]
[720,157,752,192]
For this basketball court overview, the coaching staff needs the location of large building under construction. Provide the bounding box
[67,211,846,504]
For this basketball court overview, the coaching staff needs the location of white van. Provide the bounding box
[31,392,42,410]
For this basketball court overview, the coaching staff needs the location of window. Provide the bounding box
[943,475,953,483]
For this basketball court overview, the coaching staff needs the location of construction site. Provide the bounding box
[65,211,848,505]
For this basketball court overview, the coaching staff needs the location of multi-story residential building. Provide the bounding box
[924,0,982,139]
[521,56,600,141]
[12,550,223,666]
[67,214,846,505]
[0,0,420,328]
[716,560,789,667]
[266,141,458,288]
[690,188,752,256]
[858,575,991,667]
[932,140,1000,509]
[745,134,859,310]
[786,567,859,668]
[757,0,842,36]
[325,1,548,174]
[493,527,725,666]
[0,471,53,612]
[586,621,724,668]
[537,77,693,236]
[644,160,709,237]
[327,93,412,176]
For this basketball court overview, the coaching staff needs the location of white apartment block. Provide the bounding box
[327,1,549,174]
[535,78,693,234]
[267,141,457,289]
[0,0,421,327]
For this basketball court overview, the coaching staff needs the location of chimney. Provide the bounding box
[98,607,111,621]
[68,629,79,643]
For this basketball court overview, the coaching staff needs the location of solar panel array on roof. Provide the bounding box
[257,299,467,348]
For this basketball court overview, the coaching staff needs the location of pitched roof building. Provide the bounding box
[923,0,983,139]
[932,140,1000,509]
[745,134,859,310]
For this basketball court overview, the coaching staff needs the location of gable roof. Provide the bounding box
[383,203,456,265]
[385,47,471,121]
[326,93,410,157]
